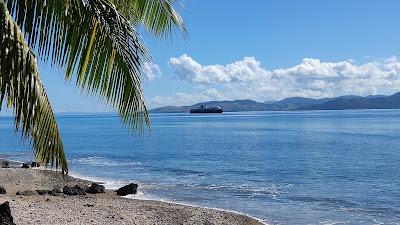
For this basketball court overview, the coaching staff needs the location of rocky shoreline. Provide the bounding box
[0,164,265,225]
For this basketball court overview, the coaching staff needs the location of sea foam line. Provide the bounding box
[68,171,268,224]
[3,161,268,225]
[124,193,269,225]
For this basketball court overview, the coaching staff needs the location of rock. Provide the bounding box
[50,187,62,196]
[63,185,86,195]
[0,186,6,194]
[21,163,29,169]
[16,190,37,196]
[1,161,9,168]
[0,201,15,225]
[30,162,40,167]
[35,187,62,196]
[36,190,51,195]
[116,183,138,196]
[83,203,94,207]
[53,187,62,193]
[85,183,105,194]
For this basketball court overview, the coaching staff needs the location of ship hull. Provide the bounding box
[189,108,223,113]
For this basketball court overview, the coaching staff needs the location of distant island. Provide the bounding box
[150,92,400,113]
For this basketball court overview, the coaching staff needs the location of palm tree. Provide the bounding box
[0,0,186,174]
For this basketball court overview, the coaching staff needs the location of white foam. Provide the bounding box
[68,172,135,190]
[122,189,268,225]
[69,156,142,167]
[0,157,23,164]
[123,190,170,202]
[66,172,268,224]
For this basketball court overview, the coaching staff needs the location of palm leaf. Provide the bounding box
[1,0,186,174]
[110,0,187,38]
[0,2,67,174]
[5,0,155,132]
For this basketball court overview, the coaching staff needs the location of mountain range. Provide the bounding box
[150,92,400,113]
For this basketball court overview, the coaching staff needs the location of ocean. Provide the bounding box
[0,110,400,224]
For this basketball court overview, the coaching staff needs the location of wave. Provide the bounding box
[286,195,400,220]
[121,191,268,225]
[68,171,137,190]
[67,171,267,224]
[0,157,25,167]
[0,157,24,163]
[174,183,283,199]
[69,156,142,167]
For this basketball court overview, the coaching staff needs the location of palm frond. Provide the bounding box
[5,0,151,132]
[0,2,67,174]
[111,0,187,38]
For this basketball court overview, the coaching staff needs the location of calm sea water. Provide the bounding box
[1,110,400,224]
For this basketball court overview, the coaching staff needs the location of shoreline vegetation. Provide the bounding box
[0,162,264,225]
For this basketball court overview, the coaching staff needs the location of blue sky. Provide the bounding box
[18,0,400,112]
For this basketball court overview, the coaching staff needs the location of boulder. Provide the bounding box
[16,190,37,196]
[0,186,6,194]
[21,163,29,169]
[1,161,9,168]
[116,183,138,196]
[63,185,86,195]
[0,202,15,225]
[31,162,40,167]
[85,183,105,194]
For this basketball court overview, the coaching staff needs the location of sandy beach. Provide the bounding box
[0,167,264,225]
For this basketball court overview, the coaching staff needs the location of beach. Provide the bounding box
[0,167,264,225]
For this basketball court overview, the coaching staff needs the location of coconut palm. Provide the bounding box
[0,0,186,174]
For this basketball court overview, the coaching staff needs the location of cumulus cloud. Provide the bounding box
[169,54,268,83]
[143,62,161,80]
[150,55,400,108]
[151,88,225,107]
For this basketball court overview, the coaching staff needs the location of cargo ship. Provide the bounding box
[190,105,223,113]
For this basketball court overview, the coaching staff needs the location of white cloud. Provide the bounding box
[151,88,225,107]
[143,62,161,80]
[169,54,268,83]
[150,55,400,108]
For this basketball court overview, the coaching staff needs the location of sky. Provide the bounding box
[20,0,400,112]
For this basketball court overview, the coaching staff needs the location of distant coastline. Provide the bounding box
[150,92,400,113]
